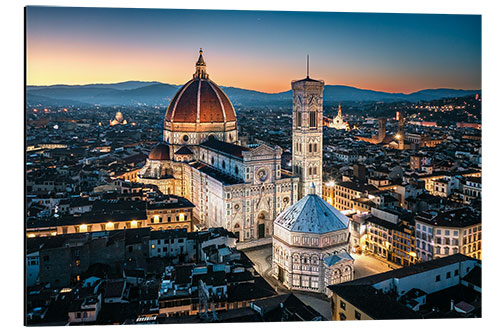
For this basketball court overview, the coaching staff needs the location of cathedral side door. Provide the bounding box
[258,223,265,239]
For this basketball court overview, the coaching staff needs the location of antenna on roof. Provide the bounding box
[306,54,310,78]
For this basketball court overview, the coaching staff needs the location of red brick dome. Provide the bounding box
[148,143,170,161]
[164,49,236,125]
[165,79,236,124]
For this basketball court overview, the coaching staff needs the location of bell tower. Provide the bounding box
[291,56,324,199]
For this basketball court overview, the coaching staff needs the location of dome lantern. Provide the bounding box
[194,48,208,79]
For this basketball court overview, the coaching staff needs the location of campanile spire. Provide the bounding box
[306,54,310,78]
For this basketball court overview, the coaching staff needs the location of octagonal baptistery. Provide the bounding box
[163,49,238,149]
[272,184,354,294]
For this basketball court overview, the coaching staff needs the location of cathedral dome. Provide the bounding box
[148,143,170,161]
[274,184,349,234]
[164,49,236,125]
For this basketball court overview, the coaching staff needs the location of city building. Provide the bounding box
[328,254,481,320]
[364,207,417,266]
[415,207,481,261]
[26,195,195,237]
[333,181,378,212]
[462,177,481,204]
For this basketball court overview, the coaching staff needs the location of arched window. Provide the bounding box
[309,111,316,128]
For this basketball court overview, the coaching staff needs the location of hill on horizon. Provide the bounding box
[27,81,481,107]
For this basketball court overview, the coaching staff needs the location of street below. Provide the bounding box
[243,244,395,320]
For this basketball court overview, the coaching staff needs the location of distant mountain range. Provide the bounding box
[27,80,480,107]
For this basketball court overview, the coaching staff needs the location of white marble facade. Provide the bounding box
[272,185,354,294]
[140,139,300,243]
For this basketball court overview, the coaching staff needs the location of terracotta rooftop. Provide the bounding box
[148,143,170,161]
[200,137,250,158]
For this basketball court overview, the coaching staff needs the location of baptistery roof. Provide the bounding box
[164,49,236,125]
[274,184,349,234]
[148,143,170,161]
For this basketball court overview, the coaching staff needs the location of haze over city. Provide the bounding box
[26,7,481,93]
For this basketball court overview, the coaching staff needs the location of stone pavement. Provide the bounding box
[243,244,332,320]
[236,237,272,250]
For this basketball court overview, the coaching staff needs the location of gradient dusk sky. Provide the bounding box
[26,6,481,93]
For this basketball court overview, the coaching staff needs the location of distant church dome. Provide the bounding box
[274,183,349,234]
[164,49,236,125]
[110,110,127,126]
[148,143,170,161]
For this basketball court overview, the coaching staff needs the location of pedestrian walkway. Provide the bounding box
[236,237,272,250]
[364,252,402,270]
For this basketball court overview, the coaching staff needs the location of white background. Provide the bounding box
[0,0,497,332]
